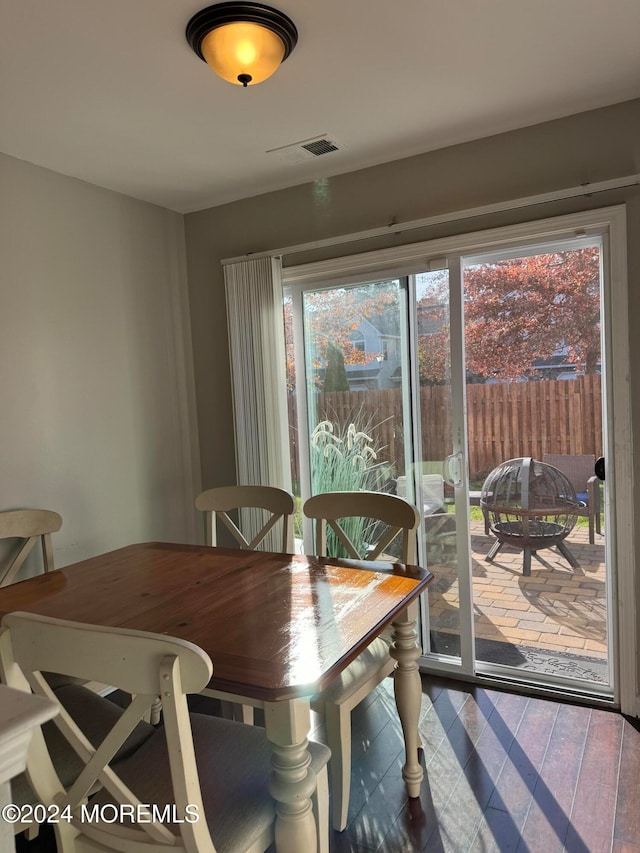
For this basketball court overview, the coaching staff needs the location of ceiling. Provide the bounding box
[2,1,640,214]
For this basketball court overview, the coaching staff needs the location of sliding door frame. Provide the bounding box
[283,205,634,714]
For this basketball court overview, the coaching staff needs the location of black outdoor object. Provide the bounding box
[481,457,581,576]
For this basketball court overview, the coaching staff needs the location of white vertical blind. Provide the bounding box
[223,257,292,548]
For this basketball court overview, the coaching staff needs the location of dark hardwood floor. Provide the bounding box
[15,676,640,853]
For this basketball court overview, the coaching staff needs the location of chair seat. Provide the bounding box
[11,683,156,807]
[90,713,330,853]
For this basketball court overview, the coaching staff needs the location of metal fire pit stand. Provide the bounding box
[481,457,581,577]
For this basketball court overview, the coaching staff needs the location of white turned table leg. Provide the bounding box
[390,603,424,798]
[264,699,317,853]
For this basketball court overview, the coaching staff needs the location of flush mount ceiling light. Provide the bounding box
[186,2,298,87]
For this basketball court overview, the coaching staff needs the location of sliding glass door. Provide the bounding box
[283,208,626,706]
[286,277,414,552]
[460,241,611,692]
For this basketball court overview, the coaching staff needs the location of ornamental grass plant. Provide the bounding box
[310,414,390,558]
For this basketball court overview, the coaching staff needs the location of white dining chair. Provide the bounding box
[0,611,331,853]
[194,485,296,725]
[0,509,62,587]
[303,490,421,831]
[0,507,128,796]
[195,485,295,553]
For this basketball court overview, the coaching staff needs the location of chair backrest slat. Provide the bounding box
[64,693,154,806]
[195,485,295,552]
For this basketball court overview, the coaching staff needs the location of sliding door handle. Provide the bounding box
[443,452,463,487]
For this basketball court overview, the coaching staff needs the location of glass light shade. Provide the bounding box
[201,21,285,85]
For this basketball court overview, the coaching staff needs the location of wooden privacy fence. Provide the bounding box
[288,375,602,485]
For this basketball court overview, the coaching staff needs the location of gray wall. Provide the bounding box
[1,153,200,573]
[184,97,640,685]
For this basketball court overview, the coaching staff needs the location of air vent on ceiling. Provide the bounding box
[267,135,346,165]
[301,138,339,156]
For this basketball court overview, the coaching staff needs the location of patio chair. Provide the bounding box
[0,611,330,853]
[303,490,420,832]
[396,467,445,517]
[542,454,601,544]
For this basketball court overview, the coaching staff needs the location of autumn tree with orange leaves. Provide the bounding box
[418,248,601,383]
[283,282,397,390]
[284,249,600,389]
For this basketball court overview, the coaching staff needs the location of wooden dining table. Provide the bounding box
[0,541,433,853]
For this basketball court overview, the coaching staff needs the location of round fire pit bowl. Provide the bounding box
[481,457,581,576]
